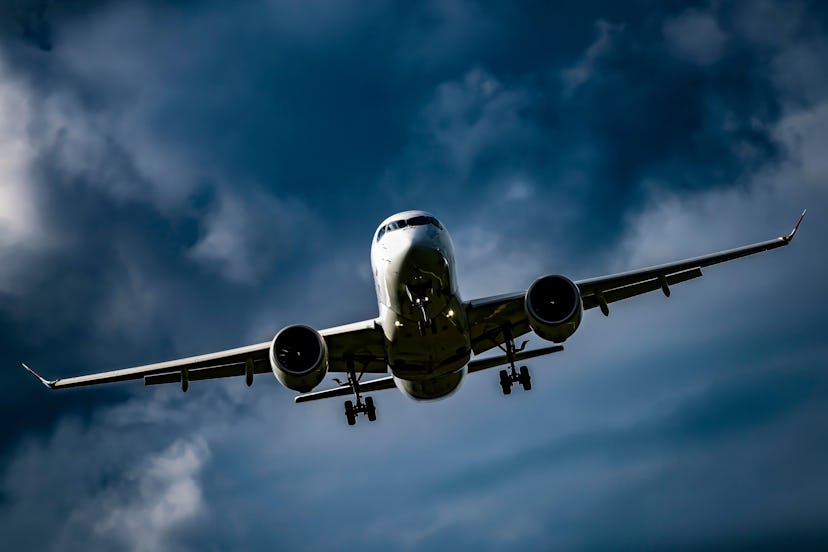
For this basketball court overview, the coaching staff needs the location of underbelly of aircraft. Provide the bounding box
[393,368,466,401]
[385,318,470,400]
[387,319,469,374]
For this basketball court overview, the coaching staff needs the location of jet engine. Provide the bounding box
[269,325,328,392]
[525,274,583,343]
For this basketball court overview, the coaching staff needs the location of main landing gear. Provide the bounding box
[497,330,532,395]
[342,358,377,426]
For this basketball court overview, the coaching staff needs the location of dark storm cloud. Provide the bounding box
[432,363,822,498]
[0,0,827,550]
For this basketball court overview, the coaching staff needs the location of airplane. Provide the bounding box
[23,209,806,426]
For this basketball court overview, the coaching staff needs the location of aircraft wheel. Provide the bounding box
[519,366,532,391]
[344,400,357,426]
[365,396,377,422]
[499,369,512,395]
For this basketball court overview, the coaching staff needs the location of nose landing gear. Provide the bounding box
[342,358,377,426]
[406,279,439,337]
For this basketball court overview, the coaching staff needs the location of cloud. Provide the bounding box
[379,66,547,211]
[732,0,805,48]
[562,20,624,96]
[662,7,728,66]
[396,0,496,71]
[88,439,209,552]
[423,67,538,178]
[0,62,51,293]
[0,2,827,550]
[189,187,315,284]
[0,392,224,551]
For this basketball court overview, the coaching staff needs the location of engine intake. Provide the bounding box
[525,274,583,343]
[270,325,328,392]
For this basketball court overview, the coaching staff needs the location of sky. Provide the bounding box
[0,0,826,550]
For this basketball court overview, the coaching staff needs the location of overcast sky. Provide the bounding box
[0,1,827,550]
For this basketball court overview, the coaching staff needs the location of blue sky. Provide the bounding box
[0,1,827,550]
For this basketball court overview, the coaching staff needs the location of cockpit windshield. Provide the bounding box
[377,215,443,241]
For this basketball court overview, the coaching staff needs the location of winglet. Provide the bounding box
[784,209,806,242]
[22,363,57,389]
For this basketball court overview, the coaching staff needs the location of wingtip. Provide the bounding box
[784,209,807,242]
[22,363,57,389]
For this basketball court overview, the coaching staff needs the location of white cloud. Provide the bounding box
[771,37,828,106]
[422,67,538,178]
[0,391,224,552]
[503,178,534,201]
[188,187,315,284]
[453,224,544,298]
[91,439,209,552]
[0,73,37,246]
[562,20,624,96]
[38,5,204,211]
[0,62,57,295]
[775,101,828,191]
[662,8,727,66]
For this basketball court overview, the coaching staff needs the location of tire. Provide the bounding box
[365,396,377,422]
[499,370,512,395]
[519,366,532,391]
[345,400,356,426]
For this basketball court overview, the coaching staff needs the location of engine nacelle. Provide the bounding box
[269,325,328,392]
[525,274,583,343]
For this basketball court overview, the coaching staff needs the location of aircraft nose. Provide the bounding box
[389,227,447,276]
[403,241,445,270]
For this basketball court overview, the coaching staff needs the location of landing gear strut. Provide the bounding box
[497,328,532,395]
[415,301,437,336]
[407,280,437,337]
[342,358,377,426]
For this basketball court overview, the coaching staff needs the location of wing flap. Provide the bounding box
[468,345,564,373]
[294,376,396,403]
[144,359,272,386]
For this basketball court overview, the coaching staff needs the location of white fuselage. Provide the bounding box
[370,211,471,399]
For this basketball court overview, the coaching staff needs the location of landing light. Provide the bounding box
[447,309,454,318]
[395,320,403,327]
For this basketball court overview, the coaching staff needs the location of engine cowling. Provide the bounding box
[269,325,328,392]
[525,274,583,343]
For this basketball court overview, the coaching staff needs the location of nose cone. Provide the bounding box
[389,226,447,277]
[403,240,445,270]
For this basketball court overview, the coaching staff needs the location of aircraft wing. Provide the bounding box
[467,210,806,355]
[23,318,388,390]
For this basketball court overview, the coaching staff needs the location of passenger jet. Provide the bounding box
[24,210,806,425]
